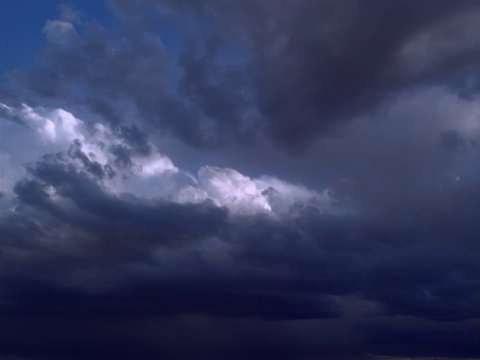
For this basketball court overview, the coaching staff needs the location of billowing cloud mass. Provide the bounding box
[0,1,479,359]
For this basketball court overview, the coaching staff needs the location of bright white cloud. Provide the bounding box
[133,153,178,177]
[0,104,346,217]
[173,185,210,205]
[13,104,85,145]
[197,166,272,214]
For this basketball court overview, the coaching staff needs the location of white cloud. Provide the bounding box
[173,185,210,205]
[14,104,85,145]
[254,176,338,215]
[133,153,178,177]
[0,104,347,217]
[197,166,272,214]
[43,20,78,46]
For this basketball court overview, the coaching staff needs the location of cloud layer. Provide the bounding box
[0,1,479,359]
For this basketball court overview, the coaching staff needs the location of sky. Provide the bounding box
[0,1,479,359]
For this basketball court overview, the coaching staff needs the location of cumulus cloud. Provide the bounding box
[0,104,344,218]
[196,166,272,213]
[2,103,478,314]
[0,1,479,359]
[21,105,83,144]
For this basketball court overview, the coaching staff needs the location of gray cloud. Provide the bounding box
[440,129,467,152]
[1,1,480,359]
[6,0,479,151]
[110,0,480,149]
[0,137,478,359]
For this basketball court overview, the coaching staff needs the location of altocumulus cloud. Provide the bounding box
[0,1,479,359]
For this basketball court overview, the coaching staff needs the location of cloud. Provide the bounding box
[440,129,467,152]
[109,0,480,150]
[0,108,346,326]
[1,105,477,326]
[0,2,479,359]
[1,104,347,217]
[43,20,79,46]
[8,0,479,151]
[17,104,84,144]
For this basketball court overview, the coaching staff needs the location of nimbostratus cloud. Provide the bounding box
[0,1,479,359]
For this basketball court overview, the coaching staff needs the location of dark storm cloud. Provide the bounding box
[8,12,247,149]
[113,0,480,149]
[6,0,479,150]
[1,151,339,321]
[1,1,480,359]
[9,153,227,251]
[440,129,467,152]
[1,146,479,359]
